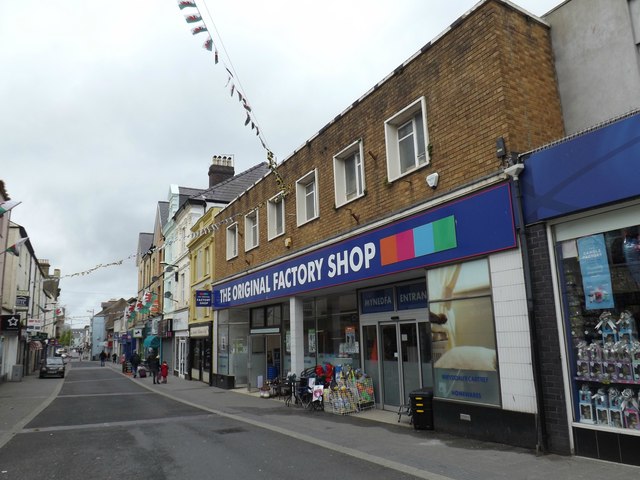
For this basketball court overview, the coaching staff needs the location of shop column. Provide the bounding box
[289,297,304,375]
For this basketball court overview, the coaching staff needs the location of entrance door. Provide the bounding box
[380,321,432,409]
[178,338,187,379]
[248,334,281,390]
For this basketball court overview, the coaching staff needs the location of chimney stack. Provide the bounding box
[209,155,235,187]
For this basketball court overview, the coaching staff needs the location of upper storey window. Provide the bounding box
[296,169,318,226]
[385,97,429,181]
[334,140,365,208]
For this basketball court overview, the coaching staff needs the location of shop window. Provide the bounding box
[428,258,500,406]
[302,294,360,370]
[384,97,429,182]
[333,140,365,208]
[296,170,318,226]
[250,304,282,330]
[559,225,640,430]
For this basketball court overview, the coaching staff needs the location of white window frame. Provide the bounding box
[244,209,259,252]
[333,139,365,208]
[384,97,429,182]
[267,193,285,240]
[226,222,238,260]
[296,169,319,226]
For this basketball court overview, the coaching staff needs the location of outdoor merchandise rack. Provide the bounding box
[324,367,375,415]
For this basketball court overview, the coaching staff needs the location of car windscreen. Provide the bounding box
[47,358,64,365]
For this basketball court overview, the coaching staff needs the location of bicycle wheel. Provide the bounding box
[300,391,312,410]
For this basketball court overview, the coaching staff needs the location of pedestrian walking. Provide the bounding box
[99,350,107,366]
[160,361,169,384]
[130,351,141,378]
[112,353,117,363]
[147,353,160,384]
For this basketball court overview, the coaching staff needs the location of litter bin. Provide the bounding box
[409,388,434,430]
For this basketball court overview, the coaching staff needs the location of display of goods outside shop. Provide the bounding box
[324,370,376,415]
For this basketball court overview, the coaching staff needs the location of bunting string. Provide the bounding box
[175,0,288,196]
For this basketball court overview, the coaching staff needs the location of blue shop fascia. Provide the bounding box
[213,181,544,449]
[519,110,640,465]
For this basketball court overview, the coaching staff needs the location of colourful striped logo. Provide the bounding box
[380,215,457,266]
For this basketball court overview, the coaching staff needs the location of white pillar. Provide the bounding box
[289,297,304,375]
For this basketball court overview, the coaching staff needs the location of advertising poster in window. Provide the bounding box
[429,259,500,406]
[577,234,615,310]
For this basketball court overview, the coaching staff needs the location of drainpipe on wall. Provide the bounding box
[504,157,547,455]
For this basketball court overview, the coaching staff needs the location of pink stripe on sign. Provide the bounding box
[395,230,415,262]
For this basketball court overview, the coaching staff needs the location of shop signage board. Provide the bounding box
[195,290,212,307]
[214,184,516,308]
[0,314,21,332]
[15,295,29,309]
[521,112,640,223]
[26,318,43,332]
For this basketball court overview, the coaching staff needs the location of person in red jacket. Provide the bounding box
[160,360,169,384]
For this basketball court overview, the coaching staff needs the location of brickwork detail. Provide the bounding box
[214,2,565,283]
[526,223,571,455]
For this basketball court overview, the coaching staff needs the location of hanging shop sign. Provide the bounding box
[195,290,212,307]
[15,295,29,310]
[1,314,21,333]
[26,318,43,332]
[214,184,516,308]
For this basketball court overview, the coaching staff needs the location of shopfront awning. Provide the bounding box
[143,335,161,350]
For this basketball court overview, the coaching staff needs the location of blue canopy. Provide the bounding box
[143,335,160,350]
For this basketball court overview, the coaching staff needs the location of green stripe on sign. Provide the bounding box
[433,216,457,251]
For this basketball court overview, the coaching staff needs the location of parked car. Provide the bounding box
[39,357,66,378]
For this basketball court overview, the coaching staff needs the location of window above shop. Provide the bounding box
[267,193,285,240]
[245,209,259,252]
[333,139,365,208]
[296,169,318,226]
[384,97,429,182]
[226,222,238,260]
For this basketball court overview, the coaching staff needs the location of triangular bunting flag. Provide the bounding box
[0,200,21,217]
[185,14,202,23]
[178,1,197,9]
[4,237,28,256]
[230,84,235,96]
[215,49,219,64]
[203,37,213,51]
[192,25,207,35]
[244,113,251,126]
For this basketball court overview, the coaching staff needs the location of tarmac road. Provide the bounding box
[0,361,420,480]
[0,359,639,479]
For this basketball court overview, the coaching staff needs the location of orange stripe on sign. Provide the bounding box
[380,235,398,266]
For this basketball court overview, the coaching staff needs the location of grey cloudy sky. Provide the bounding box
[0,0,561,326]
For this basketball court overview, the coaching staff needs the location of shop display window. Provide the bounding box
[559,226,640,431]
[428,258,501,406]
[302,294,361,370]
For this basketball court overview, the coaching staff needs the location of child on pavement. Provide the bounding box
[160,360,169,384]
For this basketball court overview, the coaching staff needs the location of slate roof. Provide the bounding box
[196,162,269,204]
[137,232,153,257]
[158,201,170,228]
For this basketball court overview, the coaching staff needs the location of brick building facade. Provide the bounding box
[211,0,565,450]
